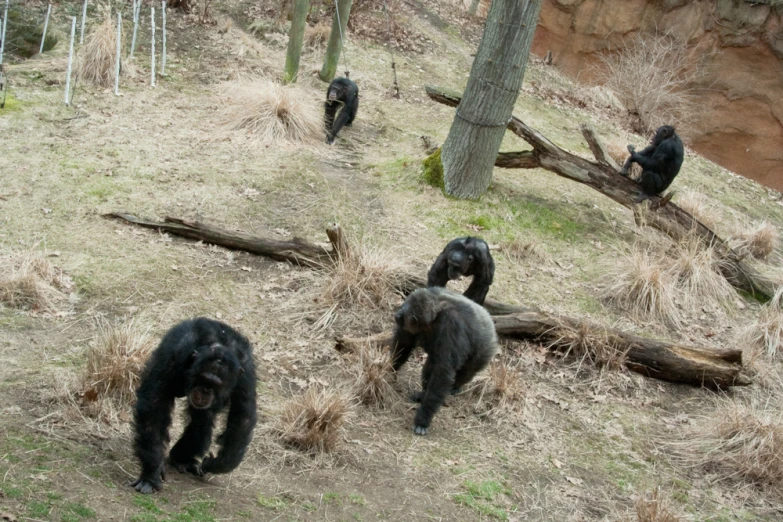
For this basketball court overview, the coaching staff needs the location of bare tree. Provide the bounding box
[597,32,710,134]
[440,0,542,199]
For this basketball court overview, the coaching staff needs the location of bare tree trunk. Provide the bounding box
[284,0,310,83]
[319,0,352,82]
[440,0,542,199]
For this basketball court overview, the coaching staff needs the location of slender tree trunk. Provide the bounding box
[467,0,480,16]
[441,0,542,199]
[319,0,352,82]
[284,0,310,83]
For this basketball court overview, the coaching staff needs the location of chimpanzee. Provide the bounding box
[427,237,495,306]
[620,125,684,202]
[129,318,257,494]
[391,287,499,435]
[324,76,359,144]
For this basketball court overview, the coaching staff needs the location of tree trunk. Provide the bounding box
[467,0,480,16]
[426,85,775,301]
[284,0,310,83]
[440,0,542,199]
[335,311,749,389]
[318,0,352,82]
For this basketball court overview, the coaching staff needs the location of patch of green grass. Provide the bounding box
[322,492,340,504]
[257,493,289,510]
[0,94,24,111]
[84,178,119,201]
[349,493,366,506]
[48,492,64,500]
[65,501,96,518]
[133,496,163,514]
[300,502,317,512]
[422,148,444,189]
[27,500,51,518]
[3,486,25,499]
[174,500,217,522]
[453,480,510,521]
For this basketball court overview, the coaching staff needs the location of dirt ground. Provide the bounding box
[2,1,783,521]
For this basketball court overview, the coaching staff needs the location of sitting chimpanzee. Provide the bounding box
[391,287,499,435]
[324,76,359,144]
[427,237,495,306]
[130,318,257,494]
[620,125,684,203]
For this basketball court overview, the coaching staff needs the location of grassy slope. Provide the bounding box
[1,1,782,521]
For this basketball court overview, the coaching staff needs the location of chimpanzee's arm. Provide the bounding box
[131,386,175,494]
[633,141,676,172]
[201,372,257,475]
[463,251,494,305]
[426,250,450,288]
[390,327,418,372]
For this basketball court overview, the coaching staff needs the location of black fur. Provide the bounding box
[130,318,257,494]
[391,287,499,435]
[427,237,495,305]
[324,77,359,144]
[621,125,685,197]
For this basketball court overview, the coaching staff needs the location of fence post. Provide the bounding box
[150,7,156,86]
[79,0,88,44]
[161,1,166,75]
[114,12,121,95]
[65,17,76,105]
[40,3,53,55]
[130,0,140,59]
[0,0,9,65]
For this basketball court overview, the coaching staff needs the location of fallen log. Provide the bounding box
[335,309,749,388]
[104,213,530,315]
[425,85,774,301]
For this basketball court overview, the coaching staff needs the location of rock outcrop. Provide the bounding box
[532,0,783,190]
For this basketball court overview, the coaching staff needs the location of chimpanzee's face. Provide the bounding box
[186,347,242,410]
[447,251,472,280]
[328,87,340,101]
[651,125,675,146]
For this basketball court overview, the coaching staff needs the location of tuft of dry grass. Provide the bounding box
[730,221,779,261]
[304,23,330,49]
[471,359,525,417]
[634,488,682,522]
[503,238,547,263]
[667,235,736,310]
[277,388,351,454]
[743,286,783,358]
[678,398,783,492]
[601,244,679,327]
[550,320,628,371]
[81,319,155,404]
[0,251,67,312]
[675,190,722,231]
[77,15,120,87]
[352,344,397,409]
[217,78,324,147]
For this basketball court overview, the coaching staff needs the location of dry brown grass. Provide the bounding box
[502,238,547,263]
[550,320,628,371]
[0,251,68,312]
[667,235,735,310]
[634,488,682,522]
[678,398,783,492]
[277,388,351,454]
[730,221,779,261]
[352,344,398,409]
[217,78,324,147]
[313,243,408,331]
[675,190,722,231]
[77,15,120,88]
[304,23,330,49]
[743,286,783,358]
[470,358,525,418]
[601,244,679,327]
[605,138,631,168]
[81,319,155,404]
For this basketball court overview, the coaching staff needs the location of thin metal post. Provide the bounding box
[0,0,9,65]
[150,7,156,86]
[40,3,52,55]
[114,12,121,95]
[65,17,76,105]
[130,0,140,59]
[160,1,166,75]
[79,0,88,44]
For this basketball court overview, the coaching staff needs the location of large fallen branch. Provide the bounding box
[107,212,748,388]
[336,311,749,389]
[104,213,529,316]
[425,85,774,301]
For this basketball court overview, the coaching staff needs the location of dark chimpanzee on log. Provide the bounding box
[130,318,257,494]
[391,287,499,435]
[427,237,495,306]
[324,76,359,144]
[621,125,685,203]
